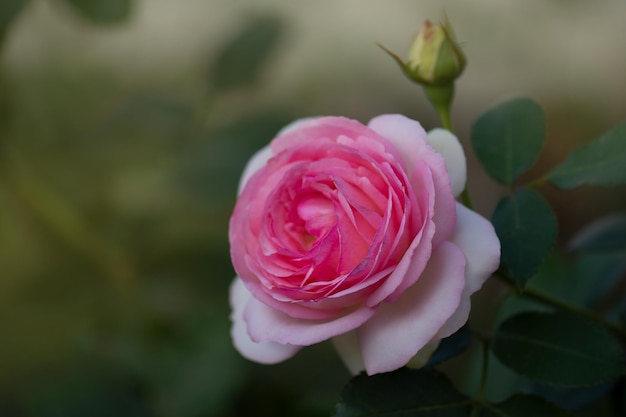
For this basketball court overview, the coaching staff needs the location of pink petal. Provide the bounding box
[244,298,376,346]
[272,117,378,154]
[357,241,467,375]
[230,278,301,363]
[434,203,501,339]
[426,129,466,198]
[368,114,456,247]
[366,163,435,305]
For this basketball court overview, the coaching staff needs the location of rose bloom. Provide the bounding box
[229,115,500,375]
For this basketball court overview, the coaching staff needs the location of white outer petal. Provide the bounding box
[434,203,501,339]
[230,278,301,364]
[427,128,466,198]
[237,145,273,195]
[332,330,365,375]
[406,340,440,368]
[356,242,466,375]
[367,114,428,177]
[276,117,320,136]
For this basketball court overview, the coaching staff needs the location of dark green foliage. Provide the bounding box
[471,98,545,185]
[480,394,572,417]
[529,380,614,411]
[210,16,285,92]
[63,0,133,24]
[548,122,626,188]
[492,188,557,286]
[492,312,625,386]
[333,368,472,417]
[0,0,27,45]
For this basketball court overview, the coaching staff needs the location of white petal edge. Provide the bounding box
[333,333,441,375]
[332,330,365,375]
[245,296,375,346]
[367,114,428,177]
[276,117,320,136]
[406,340,440,368]
[433,203,501,339]
[427,128,467,198]
[237,145,273,195]
[230,278,301,364]
[357,241,467,375]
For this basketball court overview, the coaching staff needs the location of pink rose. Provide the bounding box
[229,115,500,375]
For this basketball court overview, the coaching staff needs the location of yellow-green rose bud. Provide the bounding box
[380,17,466,127]
[406,19,466,85]
[380,17,466,87]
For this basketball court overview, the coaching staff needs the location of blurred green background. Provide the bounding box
[0,1,625,416]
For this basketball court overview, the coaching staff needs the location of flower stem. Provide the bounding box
[432,94,474,210]
[496,273,626,338]
[470,335,490,417]
[437,104,453,131]
[525,175,548,189]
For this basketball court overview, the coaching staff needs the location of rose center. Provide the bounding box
[296,194,335,247]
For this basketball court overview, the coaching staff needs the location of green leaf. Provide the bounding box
[569,252,626,313]
[63,0,132,24]
[492,312,625,387]
[529,380,614,411]
[210,16,284,93]
[480,394,572,417]
[492,188,557,286]
[471,97,545,185]
[0,0,28,45]
[569,213,626,253]
[333,368,472,417]
[547,122,626,189]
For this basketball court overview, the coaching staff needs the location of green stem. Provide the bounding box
[497,273,626,338]
[470,335,490,417]
[431,91,474,210]
[526,175,548,189]
[437,104,452,131]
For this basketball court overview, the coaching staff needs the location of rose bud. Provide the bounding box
[381,17,466,87]
[229,115,500,375]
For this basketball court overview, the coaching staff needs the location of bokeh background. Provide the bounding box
[1,1,625,416]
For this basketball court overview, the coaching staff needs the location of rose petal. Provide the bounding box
[426,128,467,198]
[238,145,273,195]
[276,117,320,136]
[434,203,501,339]
[332,330,365,375]
[245,298,376,346]
[270,116,400,157]
[357,241,466,375]
[230,278,301,363]
[333,332,441,375]
[406,339,440,368]
[368,114,456,247]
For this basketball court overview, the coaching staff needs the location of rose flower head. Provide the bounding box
[229,115,500,375]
